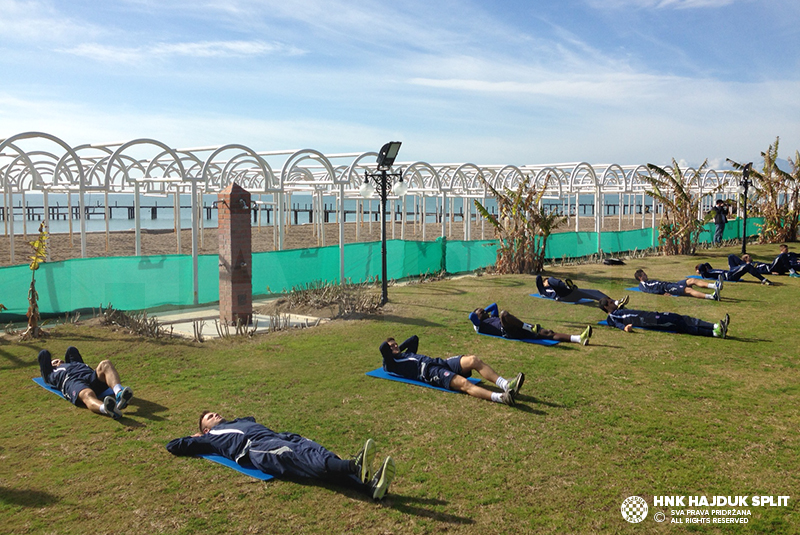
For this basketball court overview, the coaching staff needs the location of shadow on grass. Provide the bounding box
[280,476,475,524]
[124,397,169,422]
[0,346,39,370]
[285,479,474,524]
[385,494,475,525]
[516,394,567,409]
[402,285,469,295]
[372,314,444,328]
[509,403,547,415]
[724,336,770,343]
[0,486,59,507]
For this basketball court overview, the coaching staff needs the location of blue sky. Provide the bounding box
[1,0,798,168]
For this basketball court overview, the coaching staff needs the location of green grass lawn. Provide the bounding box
[1,244,798,534]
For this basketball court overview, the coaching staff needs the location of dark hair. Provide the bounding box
[599,297,613,312]
[716,199,725,204]
[384,337,396,344]
[634,269,646,281]
[199,411,211,433]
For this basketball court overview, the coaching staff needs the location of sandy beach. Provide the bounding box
[0,215,653,268]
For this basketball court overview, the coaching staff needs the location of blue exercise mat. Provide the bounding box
[476,331,559,346]
[366,367,480,393]
[529,293,595,305]
[597,319,676,333]
[33,377,113,399]
[198,454,274,481]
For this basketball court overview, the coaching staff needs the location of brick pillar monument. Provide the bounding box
[218,183,252,325]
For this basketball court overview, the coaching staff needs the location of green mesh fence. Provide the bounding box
[0,218,765,320]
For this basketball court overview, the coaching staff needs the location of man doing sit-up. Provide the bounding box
[380,335,525,406]
[635,269,722,300]
[471,303,593,345]
[600,298,730,338]
[536,275,629,308]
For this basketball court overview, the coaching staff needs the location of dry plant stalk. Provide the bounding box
[20,223,49,341]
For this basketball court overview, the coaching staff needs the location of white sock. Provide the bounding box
[709,282,718,289]
[112,384,123,396]
[490,392,504,403]
[705,294,714,300]
[99,404,109,415]
[570,335,580,343]
[496,377,509,391]
[522,323,534,332]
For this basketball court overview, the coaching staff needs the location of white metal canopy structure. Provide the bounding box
[2,132,746,303]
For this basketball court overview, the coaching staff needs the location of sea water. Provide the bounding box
[2,192,656,235]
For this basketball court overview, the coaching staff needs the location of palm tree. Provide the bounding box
[645,159,716,255]
[730,137,800,243]
[474,174,565,273]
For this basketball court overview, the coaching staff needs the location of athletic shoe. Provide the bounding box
[616,295,629,309]
[370,457,396,500]
[719,313,730,339]
[580,325,592,346]
[500,390,516,406]
[507,372,525,397]
[761,279,773,286]
[353,438,376,485]
[103,396,122,420]
[790,271,800,278]
[115,386,133,411]
[712,284,721,301]
[565,279,576,291]
[717,275,724,293]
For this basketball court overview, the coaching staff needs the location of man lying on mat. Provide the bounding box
[600,298,730,338]
[38,346,133,419]
[536,275,629,307]
[380,334,524,406]
[471,303,592,345]
[635,269,722,300]
[167,412,395,500]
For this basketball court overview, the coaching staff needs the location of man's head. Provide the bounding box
[599,297,617,313]
[741,254,752,263]
[634,269,647,282]
[472,307,489,321]
[716,199,725,206]
[384,337,400,355]
[199,411,226,434]
[780,244,789,254]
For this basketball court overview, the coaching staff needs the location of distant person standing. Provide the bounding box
[712,199,729,246]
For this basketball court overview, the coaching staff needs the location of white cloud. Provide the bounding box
[58,40,304,64]
[585,0,740,8]
[0,0,105,42]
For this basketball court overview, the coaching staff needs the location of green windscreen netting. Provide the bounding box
[0,219,763,319]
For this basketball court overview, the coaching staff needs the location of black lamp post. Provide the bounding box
[739,162,753,254]
[360,141,406,305]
